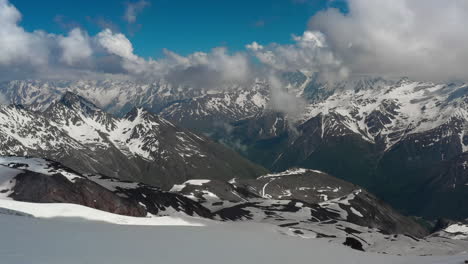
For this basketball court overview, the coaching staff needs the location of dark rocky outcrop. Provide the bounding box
[1,157,214,218]
[12,171,147,217]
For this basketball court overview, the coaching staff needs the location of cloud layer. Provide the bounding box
[309,0,468,81]
[0,0,252,86]
[247,31,349,83]
[1,0,468,85]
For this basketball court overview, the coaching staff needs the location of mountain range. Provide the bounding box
[1,75,468,256]
[1,75,467,219]
[0,91,265,189]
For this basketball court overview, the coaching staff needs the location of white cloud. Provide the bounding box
[58,28,92,66]
[3,0,467,87]
[208,47,250,83]
[162,47,252,88]
[96,29,138,61]
[0,0,49,66]
[267,74,306,120]
[93,29,252,86]
[246,42,263,51]
[124,0,150,24]
[0,0,248,85]
[247,31,349,83]
[309,0,468,81]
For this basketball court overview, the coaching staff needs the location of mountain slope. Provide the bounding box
[0,93,267,188]
[3,77,468,219]
[168,169,468,255]
[2,156,467,256]
[0,156,212,218]
[208,78,468,219]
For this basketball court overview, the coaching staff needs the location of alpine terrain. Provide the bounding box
[2,76,468,219]
[1,0,468,263]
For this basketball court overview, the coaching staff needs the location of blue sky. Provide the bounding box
[11,0,347,58]
[1,0,466,82]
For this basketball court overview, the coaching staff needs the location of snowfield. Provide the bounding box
[0,213,467,264]
[0,199,205,226]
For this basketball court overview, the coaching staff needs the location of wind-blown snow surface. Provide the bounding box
[0,199,203,226]
[0,214,466,264]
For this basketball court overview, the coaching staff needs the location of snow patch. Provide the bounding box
[0,199,203,226]
[170,179,211,192]
[259,168,309,179]
[0,157,81,182]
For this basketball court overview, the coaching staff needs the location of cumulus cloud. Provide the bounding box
[124,0,150,24]
[0,0,49,66]
[58,28,93,66]
[93,29,252,86]
[162,47,252,88]
[246,42,263,51]
[96,29,138,61]
[247,31,349,83]
[3,0,467,89]
[0,0,252,86]
[309,0,468,81]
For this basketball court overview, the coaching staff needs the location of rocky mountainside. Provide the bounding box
[171,168,427,236]
[0,92,266,189]
[160,81,269,133]
[1,156,467,255]
[0,156,212,217]
[2,76,468,220]
[168,168,468,255]
[0,79,205,114]
[0,79,270,118]
[202,77,468,219]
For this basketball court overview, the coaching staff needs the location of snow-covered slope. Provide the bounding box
[0,93,266,188]
[207,77,468,220]
[160,81,269,131]
[3,77,468,149]
[0,78,272,135]
[0,79,207,114]
[3,76,468,220]
[0,79,271,117]
[1,156,467,256]
[440,223,468,240]
[169,168,468,255]
[0,199,203,226]
[2,214,467,264]
[0,156,213,218]
[300,78,468,150]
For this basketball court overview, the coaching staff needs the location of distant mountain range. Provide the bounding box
[0,92,265,189]
[1,74,468,220]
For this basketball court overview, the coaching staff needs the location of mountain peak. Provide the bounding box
[59,91,99,110]
[124,106,153,122]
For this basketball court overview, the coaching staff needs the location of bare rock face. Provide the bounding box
[12,171,147,217]
[88,174,213,218]
[170,169,429,238]
[0,156,213,218]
